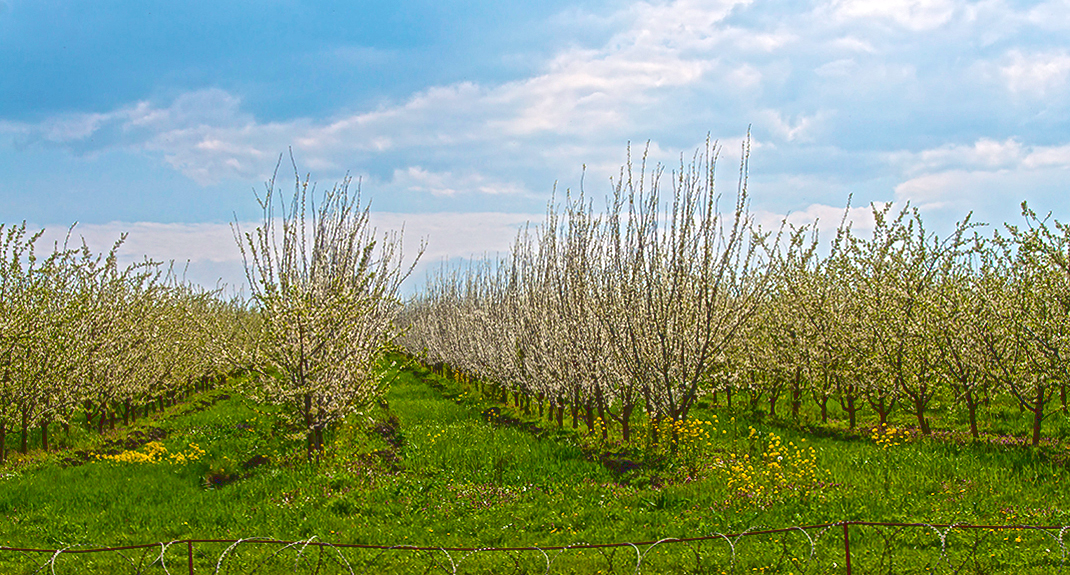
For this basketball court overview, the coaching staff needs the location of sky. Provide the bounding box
[2,0,1069,292]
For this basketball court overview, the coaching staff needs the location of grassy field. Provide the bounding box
[1,356,1068,573]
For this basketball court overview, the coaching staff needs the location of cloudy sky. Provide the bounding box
[2,0,1069,291]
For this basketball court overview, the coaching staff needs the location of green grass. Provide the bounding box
[1,358,1068,573]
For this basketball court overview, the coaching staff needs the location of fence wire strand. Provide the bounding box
[3,521,1069,574]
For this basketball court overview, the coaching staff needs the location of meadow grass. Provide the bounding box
[0,357,1068,573]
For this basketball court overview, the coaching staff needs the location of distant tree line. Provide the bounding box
[401,139,1070,447]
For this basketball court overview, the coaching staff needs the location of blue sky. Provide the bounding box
[2,0,1070,290]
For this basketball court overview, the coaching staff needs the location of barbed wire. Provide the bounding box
[2,521,1067,575]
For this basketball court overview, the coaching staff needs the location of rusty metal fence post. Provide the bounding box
[842,522,852,575]
[187,540,194,575]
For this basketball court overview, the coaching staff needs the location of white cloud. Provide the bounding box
[815,58,857,77]
[894,169,975,209]
[760,110,822,142]
[392,167,529,197]
[888,138,1027,175]
[38,112,115,143]
[33,212,541,293]
[999,49,1070,97]
[31,221,247,292]
[2,0,774,188]
[826,0,959,31]
[756,202,881,233]
[1022,144,1070,168]
[488,48,706,136]
[370,212,537,263]
[890,138,1070,214]
[754,202,890,255]
[37,221,239,265]
[1025,0,1070,32]
[828,36,877,53]
[726,64,764,88]
[890,138,1070,175]
[891,167,1069,221]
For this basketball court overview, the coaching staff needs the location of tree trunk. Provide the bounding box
[309,427,324,465]
[813,391,829,424]
[875,397,889,427]
[840,394,858,430]
[0,422,6,464]
[670,421,680,455]
[867,393,895,427]
[40,420,49,452]
[596,394,608,441]
[304,393,314,461]
[20,410,28,454]
[791,368,802,421]
[912,393,931,436]
[965,388,980,440]
[1031,384,1045,447]
[620,402,635,443]
[748,389,763,412]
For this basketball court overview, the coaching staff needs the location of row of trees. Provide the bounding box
[403,138,767,445]
[401,140,1070,447]
[0,160,421,463]
[0,224,236,463]
[746,202,1069,446]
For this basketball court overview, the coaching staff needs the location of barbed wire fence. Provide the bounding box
[2,521,1067,574]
